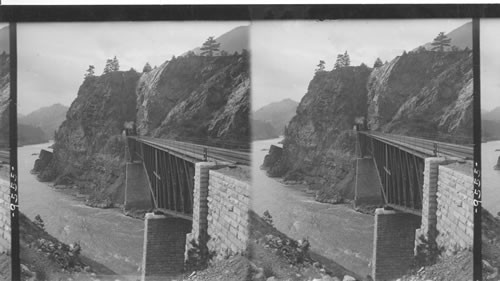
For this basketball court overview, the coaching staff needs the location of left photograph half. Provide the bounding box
[0,22,11,281]
[17,22,251,281]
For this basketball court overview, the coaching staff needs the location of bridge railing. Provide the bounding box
[128,136,250,166]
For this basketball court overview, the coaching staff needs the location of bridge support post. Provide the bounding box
[141,213,191,281]
[185,162,219,262]
[416,157,448,248]
[372,208,420,281]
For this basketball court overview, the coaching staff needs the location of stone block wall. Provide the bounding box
[435,163,473,254]
[419,157,447,241]
[186,162,217,259]
[0,178,9,254]
[142,214,191,280]
[372,208,421,281]
[206,169,250,260]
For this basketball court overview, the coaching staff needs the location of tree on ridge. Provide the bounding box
[200,36,221,57]
[431,32,452,52]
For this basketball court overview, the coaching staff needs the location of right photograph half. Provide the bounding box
[250,19,473,281]
[481,19,500,281]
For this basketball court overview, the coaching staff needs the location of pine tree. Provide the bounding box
[431,32,452,52]
[334,51,351,69]
[334,54,343,69]
[200,36,221,57]
[373,58,383,68]
[342,51,350,67]
[103,59,113,74]
[315,60,326,72]
[84,65,95,78]
[111,56,120,71]
[142,62,152,73]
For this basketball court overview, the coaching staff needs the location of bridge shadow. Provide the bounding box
[248,210,364,281]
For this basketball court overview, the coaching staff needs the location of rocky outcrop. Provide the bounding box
[137,54,250,145]
[267,49,473,203]
[270,66,372,198]
[32,149,53,173]
[37,52,250,207]
[39,70,141,205]
[367,50,473,143]
[0,53,9,147]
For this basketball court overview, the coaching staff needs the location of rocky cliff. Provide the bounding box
[0,53,9,147]
[136,54,250,145]
[38,70,141,206]
[367,50,473,143]
[265,66,372,200]
[266,49,473,203]
[37,53,250,207]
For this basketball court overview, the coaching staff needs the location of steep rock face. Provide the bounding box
[271,66,372,198]
[38,53,250,207]
[269,50,473,202]
[0,53,9,147]
[40,70,140,204]
[137,54,250,145]
[367,50,473,142]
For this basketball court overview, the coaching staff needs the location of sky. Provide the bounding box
[18,21,247,115]
[251,19,471,110]
[481,19,500,111]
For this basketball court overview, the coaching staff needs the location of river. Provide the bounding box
[18,142,144,280]
[251,138,374,277]
[482,140,500,215]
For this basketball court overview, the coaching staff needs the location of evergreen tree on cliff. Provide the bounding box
[200,36,221,56]
[111,56,120,71]
[431,32,452,52]
[315,60,326,72]
[342,51,350,67]
[103,59,113,74]
[373,57,383,68]
[334,54,343,69]
[142,62,152,73]
[334,51,350,69]
[84,65,95,79]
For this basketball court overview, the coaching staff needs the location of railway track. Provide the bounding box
[129,136,251,166]
[360,131,473,160]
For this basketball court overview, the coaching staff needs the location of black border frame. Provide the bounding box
[3,4,490,281]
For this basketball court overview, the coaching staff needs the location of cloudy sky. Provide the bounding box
[251,19,470,111]
[481,19,500,111]
[18,21,246,115]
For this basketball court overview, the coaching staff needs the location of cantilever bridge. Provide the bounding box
[356,131,473,215]
[126,136,250,220]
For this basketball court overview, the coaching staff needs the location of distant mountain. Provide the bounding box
[19,103,69,140]
[482,107,500,142]
[483,106,500,121]
[190,26,249,55]
[419,22,472,51]
[0,26,8,55]
[18,123,49,146]
[252,119,280,141]
[253,98,299,135]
